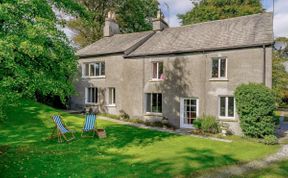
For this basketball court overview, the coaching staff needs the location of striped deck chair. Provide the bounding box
[50,115,75,143]
[81,114,97,138]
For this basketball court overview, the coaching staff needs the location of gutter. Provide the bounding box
[77,52,124,59]
[263,45,266,86]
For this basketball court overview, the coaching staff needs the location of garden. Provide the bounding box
[0,100,281,177]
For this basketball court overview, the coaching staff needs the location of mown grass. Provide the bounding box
[0,100,280,177]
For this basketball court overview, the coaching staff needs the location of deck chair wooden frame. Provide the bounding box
[81,114,97,138]
[50,115,75,143]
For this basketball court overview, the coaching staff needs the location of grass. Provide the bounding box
[0,100,280,177]
[235,159,288,178]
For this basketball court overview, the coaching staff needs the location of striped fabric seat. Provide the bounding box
[83,114,96,131]
[52,115,69,134]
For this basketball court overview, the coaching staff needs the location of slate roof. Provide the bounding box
[77,31,154,57]
[128,13,273,57]
[77,13,273,58]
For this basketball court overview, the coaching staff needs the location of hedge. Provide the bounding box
[235,83,276,138]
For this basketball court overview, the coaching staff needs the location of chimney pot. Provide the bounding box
[153,10,169,31]
[104,11,120,37]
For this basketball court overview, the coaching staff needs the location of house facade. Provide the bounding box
[71,12,273,135]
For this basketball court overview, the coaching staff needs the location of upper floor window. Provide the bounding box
[86,87,98,104]
[146,93,162,113]
[84,62,105,77]
[219,96,235,118]
[212,58,226,78]
[152,62,164,80]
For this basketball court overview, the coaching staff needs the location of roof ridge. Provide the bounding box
[113,30,154,36]
[164,12,272,31]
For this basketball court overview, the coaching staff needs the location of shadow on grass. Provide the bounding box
[0,141,238,178]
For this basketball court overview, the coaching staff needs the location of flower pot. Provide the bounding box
[97,129,106,138]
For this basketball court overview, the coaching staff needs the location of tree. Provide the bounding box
[178,0,263,25]
[0,0,80,119]
[67,0,158,48]
[273,37,288,106]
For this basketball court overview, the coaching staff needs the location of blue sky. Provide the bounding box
[159,0,288,37]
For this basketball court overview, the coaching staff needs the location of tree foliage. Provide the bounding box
[67,0,158,47]
[0,0,78,119]
[273,37,288,106]
[178,0,263,25]
[235,83,276,138]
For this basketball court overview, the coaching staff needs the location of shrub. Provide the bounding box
[193,119,202,129]
[261,135,278,145]
[235,83,276,138]
[119,110,130,120]
[198,115,220,134]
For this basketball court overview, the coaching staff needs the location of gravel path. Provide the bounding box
[198,115,288,178]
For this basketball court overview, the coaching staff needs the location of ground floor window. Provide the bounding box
[146,93,162,113]
[108,88,116,105]
[219,96,235,118]
[86,87,98,104]
[183,99,198,124]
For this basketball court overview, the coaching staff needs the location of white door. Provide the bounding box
[180,98,199,128]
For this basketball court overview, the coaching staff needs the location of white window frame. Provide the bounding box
[85,87,98,104]
[211,58,227,79]
[218,96,236,119]
[145,93,162,114]
[82,62,105,78]
[107,87,116,106]
[152,62,164,80]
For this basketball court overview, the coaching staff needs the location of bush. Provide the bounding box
[235,83,276,138]
[193,119,202,129]
[119,110,130,120]
[261,135,278,145]
[198,115,220,134]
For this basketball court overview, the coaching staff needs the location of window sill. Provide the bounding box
[82,76,106,79]
[144,112,163,117]
[218,116,237,122]
[106,104,116,107]
[149,79,164,82]
[209,78,228,81]
[85,103,99,106]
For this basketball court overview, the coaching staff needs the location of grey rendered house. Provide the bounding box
[71,12,273,134]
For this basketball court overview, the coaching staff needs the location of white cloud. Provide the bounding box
[270,0,288,38]
[159,0,193,27]
[274,13,288,38]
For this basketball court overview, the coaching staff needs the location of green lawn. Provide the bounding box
[236,159,288,178]
[0,100,280,177]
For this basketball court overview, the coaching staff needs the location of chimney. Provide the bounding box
[152,10,169,31]
[103,11,120,37]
